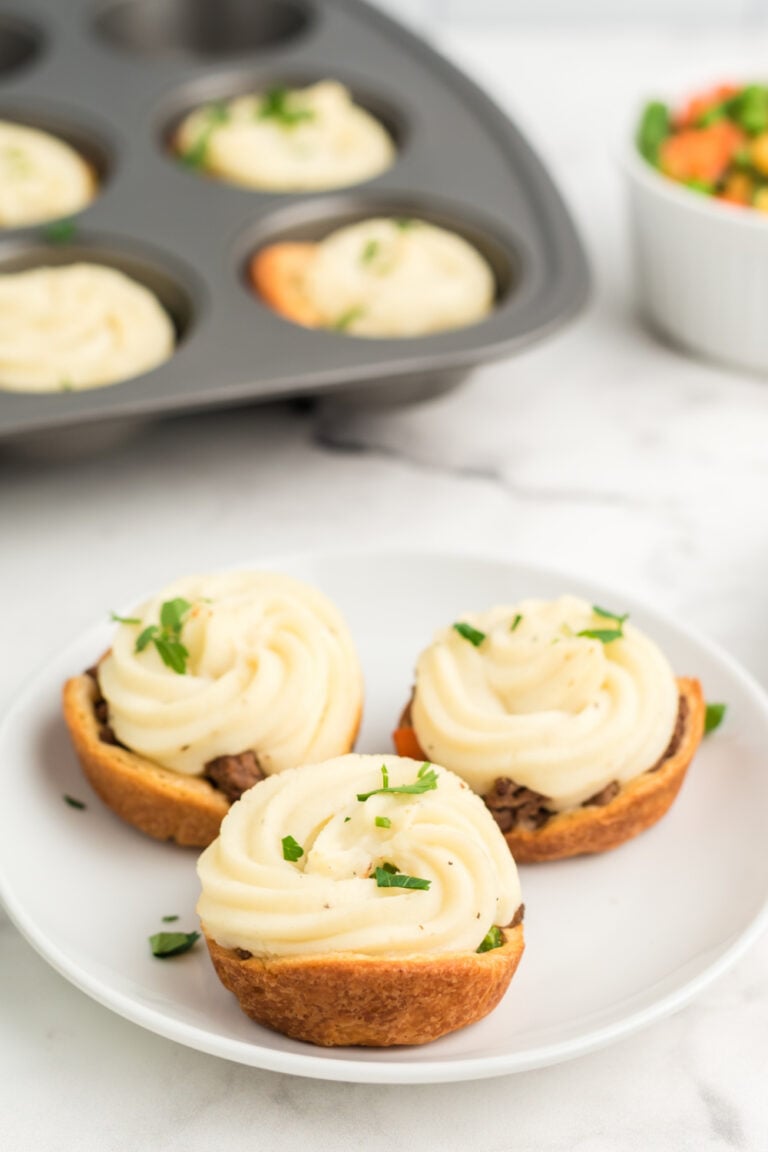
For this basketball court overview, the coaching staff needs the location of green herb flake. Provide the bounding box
[282,834,304,862]
[333,306,365,331]
[373,867,430,890]
[577,628,624,644]
[343,816,351,823]
[110,612,142,625]
[4,145,31,175]
[42,218,77,244]
[135,624,159,652]
[149,931,200,959]
[161,914,179,923]
[258,86,315,128]
[160,597,192,632]
[357,762,438,802]
[153,636,189,675]
[453,621,486,647]
[180,102,230,168]
[63,794,86,810]
[59,378,74,392]
[704,702,727,735]
[578,605,629,644]
[374,816,391,829]
[476,925,504,953]
[361,238,380,265]
[393,217,415,230]
[510,613,523,632]
[592,605,629,624]
[134,598,193,674]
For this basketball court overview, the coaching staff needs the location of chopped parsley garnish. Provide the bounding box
[510,613,523,632]
[357,761,438,802]
[133,596,193,674]
[4,145,31,175]
[592,605,629,624]
[161,914,179,923]
[149,930,200,958]
[373,866,431,890]
[393,217,415,230]
[42,218,76,244]
[476,925,504,953]
[180,101,230,167]
[282,834,304,862]
[374,816,391,829]
[333,306,365,331]
[361,239,380,265]
[453,621,486,647]
[63,794,86,810]
[258,87,315,127]
[110,611,141,625]
[704,702,727,735]
[343,816,351,823]
[578,605,629,644]
[577,628,624,643]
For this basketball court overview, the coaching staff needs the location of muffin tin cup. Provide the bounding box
[0,0,589,448]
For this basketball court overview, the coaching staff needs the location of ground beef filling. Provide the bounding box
[204,752,265,801]
[483,694,687,834]
[86,665,265,802]
[508,902,525,929]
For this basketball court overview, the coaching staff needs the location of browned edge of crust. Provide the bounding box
[204,923,525,1047]
[62,671,362,848]
[395,677,706,863]
[249,243,322,328]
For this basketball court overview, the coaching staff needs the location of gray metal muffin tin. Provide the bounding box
[0,0,589,446]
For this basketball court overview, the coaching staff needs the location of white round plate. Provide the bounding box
[1,551,767,1084]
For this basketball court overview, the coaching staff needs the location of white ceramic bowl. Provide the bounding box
[624,121,768,374]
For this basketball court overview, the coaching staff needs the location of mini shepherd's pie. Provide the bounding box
[197,753,525,1046]
[393,596,705,861]
[62,571,364,846]
[0,264,175,392]
[250,217,496,337]
[174,81,395,191]
[0,120,97,228]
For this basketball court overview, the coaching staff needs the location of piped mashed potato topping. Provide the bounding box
[0,264,175,392]
[98,571,363,777]
[411,596,679,810]
[302,217,495,337]
[174,81,395,191]
[197,753,521,958]
[0,120,96,228]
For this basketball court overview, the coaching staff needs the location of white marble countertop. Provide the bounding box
[3,22,768,1152]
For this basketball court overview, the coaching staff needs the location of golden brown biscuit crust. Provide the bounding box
[249,243,322,328]
[62,670,362,848]
[204,923,525,1047]
[393,677,705,863]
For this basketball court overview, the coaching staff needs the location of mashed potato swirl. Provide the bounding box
[197,753,521,957]
[0,264,174,392]
[174,81,394,191]
[304,218,495,337]
[411,596,679,810]
[0,120,96,227]
[98,571,363,777]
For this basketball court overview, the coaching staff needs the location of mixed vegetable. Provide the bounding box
[637,83,768,211]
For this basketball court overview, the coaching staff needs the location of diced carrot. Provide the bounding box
[660,119,745,183]
[676,84,740,128]
[392,726,427,760]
